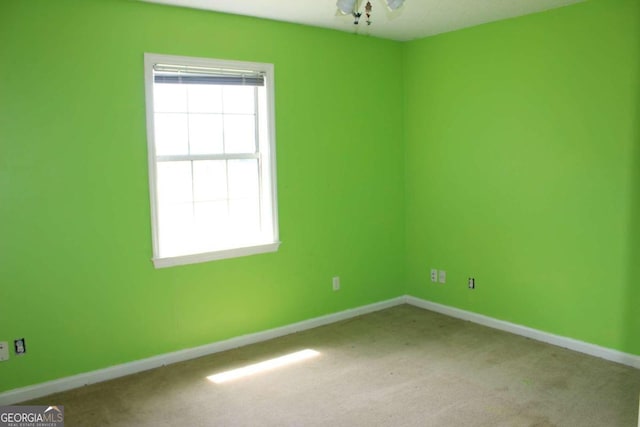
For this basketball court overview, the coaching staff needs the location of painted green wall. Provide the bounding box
[0,0,405,392]
[404,0,640,354]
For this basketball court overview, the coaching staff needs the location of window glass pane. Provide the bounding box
[158,202,194,257]
[156,161,193,204]
[223,115,256,153]
[230,198,260,231]
[193,160,227,202]
[228,159,259,200]
[188,114,224,155]
[154,84,187,112]
[194,201,228,231]
[159,203,192,234]
[188,84,223,113]
[154,113,189,155]
[223,86,255,114]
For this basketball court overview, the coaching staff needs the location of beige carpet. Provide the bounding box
[24,305,640,426]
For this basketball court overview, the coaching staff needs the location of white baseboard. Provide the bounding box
[0,297,404,405]
[3,294,639,405]
[404,295,640,370]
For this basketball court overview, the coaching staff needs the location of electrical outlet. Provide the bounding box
[430,269,438,283]
[332,276,340,291]
[438,270,446,284]
[468,277,475,289]
[0,342,8,361]
[14,338,26,355]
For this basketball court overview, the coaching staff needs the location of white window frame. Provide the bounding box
[144,53,280,268]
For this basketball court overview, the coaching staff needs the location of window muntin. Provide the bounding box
[144,54,279,268]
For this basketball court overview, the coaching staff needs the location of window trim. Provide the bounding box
[144,53,280,268]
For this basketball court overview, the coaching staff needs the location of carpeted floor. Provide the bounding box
[24,305,640,426]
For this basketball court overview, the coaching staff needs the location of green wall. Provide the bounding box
[2,0,640,395]
[404,0,640,354]
[0,0,405,392]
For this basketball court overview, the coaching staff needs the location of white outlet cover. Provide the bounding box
[438,270,446,284]
[0,341,8,361]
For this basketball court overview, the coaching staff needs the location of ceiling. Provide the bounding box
[141,0,583,41]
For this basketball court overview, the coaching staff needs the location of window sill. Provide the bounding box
[152,241,281,269]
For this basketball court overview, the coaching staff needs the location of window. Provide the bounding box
[144,53,279,268]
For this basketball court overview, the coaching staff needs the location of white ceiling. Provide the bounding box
[141,0,583,41]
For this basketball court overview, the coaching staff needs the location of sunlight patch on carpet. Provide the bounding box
[207,349,320,384]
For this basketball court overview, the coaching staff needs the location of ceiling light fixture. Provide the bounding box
[337,0,404,26]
